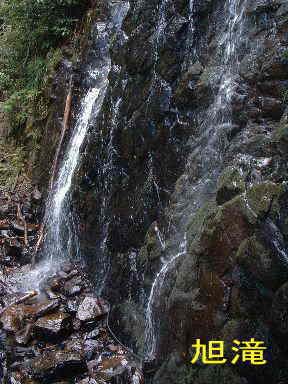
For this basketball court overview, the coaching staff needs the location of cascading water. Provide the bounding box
[18,1,130,291]
[144,0,249,361]
[144,233,187,360]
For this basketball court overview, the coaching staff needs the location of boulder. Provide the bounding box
[88,356,129,379]
[34,300,60,319]
[65,299,80,314]
[0,304,26,332]
[33,312,72,342]
[0,219,9,230]
[31,349,87,383]
[76,297,109,322]
[216,167,246,205]
[63,280,82,297]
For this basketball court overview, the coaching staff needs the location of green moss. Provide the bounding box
[221,182,285,225]
[245,182,284,219]
[274,123,288,143]
[0,0,89,132]
[283,50,288,60]
[0,138,26,191]
[216,166,246,205]
[186,200,217,251]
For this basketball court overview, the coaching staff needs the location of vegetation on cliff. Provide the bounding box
[0,0,89,131]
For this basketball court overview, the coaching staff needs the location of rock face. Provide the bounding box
[68,0,288,383]
[10,0,287,382]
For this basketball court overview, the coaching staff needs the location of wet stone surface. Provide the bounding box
[0,262,143,384]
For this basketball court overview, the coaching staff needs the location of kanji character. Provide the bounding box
[191,339,227,364]
[231,338,267,365]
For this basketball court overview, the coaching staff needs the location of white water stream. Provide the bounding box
[144,0,249,361]
[18,1,130,291]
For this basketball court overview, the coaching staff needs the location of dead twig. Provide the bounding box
[50,75,73,190]
[32,223,45,266]
[33,75,74,258]
[17,203,28,247]
[0,291,38,316]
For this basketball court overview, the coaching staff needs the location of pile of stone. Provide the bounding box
[0,262,143,383]
[0,182,143,383]
[0,186,42,269]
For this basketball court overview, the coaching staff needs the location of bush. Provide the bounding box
[0,0,89,130]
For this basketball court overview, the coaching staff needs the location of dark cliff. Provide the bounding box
[1,0,288,383]
[75,0,288,382]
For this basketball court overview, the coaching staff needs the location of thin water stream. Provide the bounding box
[19,1,130,292]
[144,0,249,361]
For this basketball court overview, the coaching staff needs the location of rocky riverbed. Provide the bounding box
[0,188,143,383]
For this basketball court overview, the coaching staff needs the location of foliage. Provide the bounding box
[0,0,89,130]
[283,50,288,60]
[0,138,26,190]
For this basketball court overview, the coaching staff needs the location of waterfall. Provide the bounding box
[18,1,130,291]
[144,234,187,360]
[144,0,248,361]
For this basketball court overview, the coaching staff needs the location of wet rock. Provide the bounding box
[10,221,39,236]
[236,235,288,291]
[34,300,60,319]
[57,271,69,280]
[88,356,129,379]
[173,61,204,107]
[63,280,82,297]
[85,329,100,340]
[49,279,63,292]
[0,219,9,230]
[65,299,80,314]
[33,312,72,342]
[0,204,10,218]
[5,240,22,261]
[271,281,288,338]
[64,270,79,281]
[72,318,81,332]
[31,187,42,202]
[2,293,26,308]
[260,96,284,119]
[83,339,100,360]
[64,338,84,357]
[0,305,26,332]
[61,263,74,274]
[45,288,61,300]
[247,0,278,14]
[15,323,33,345]
[76,297,109,322]
[77,378,98,384]
[31,349,87,383]
[216,167,246,205]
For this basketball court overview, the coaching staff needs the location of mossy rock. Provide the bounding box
[216,166,246,205]
[186,200,217,252]
[274,123,288,153]
[244,182,285,221]
[236,235,288,291]
[222,181,286,225]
